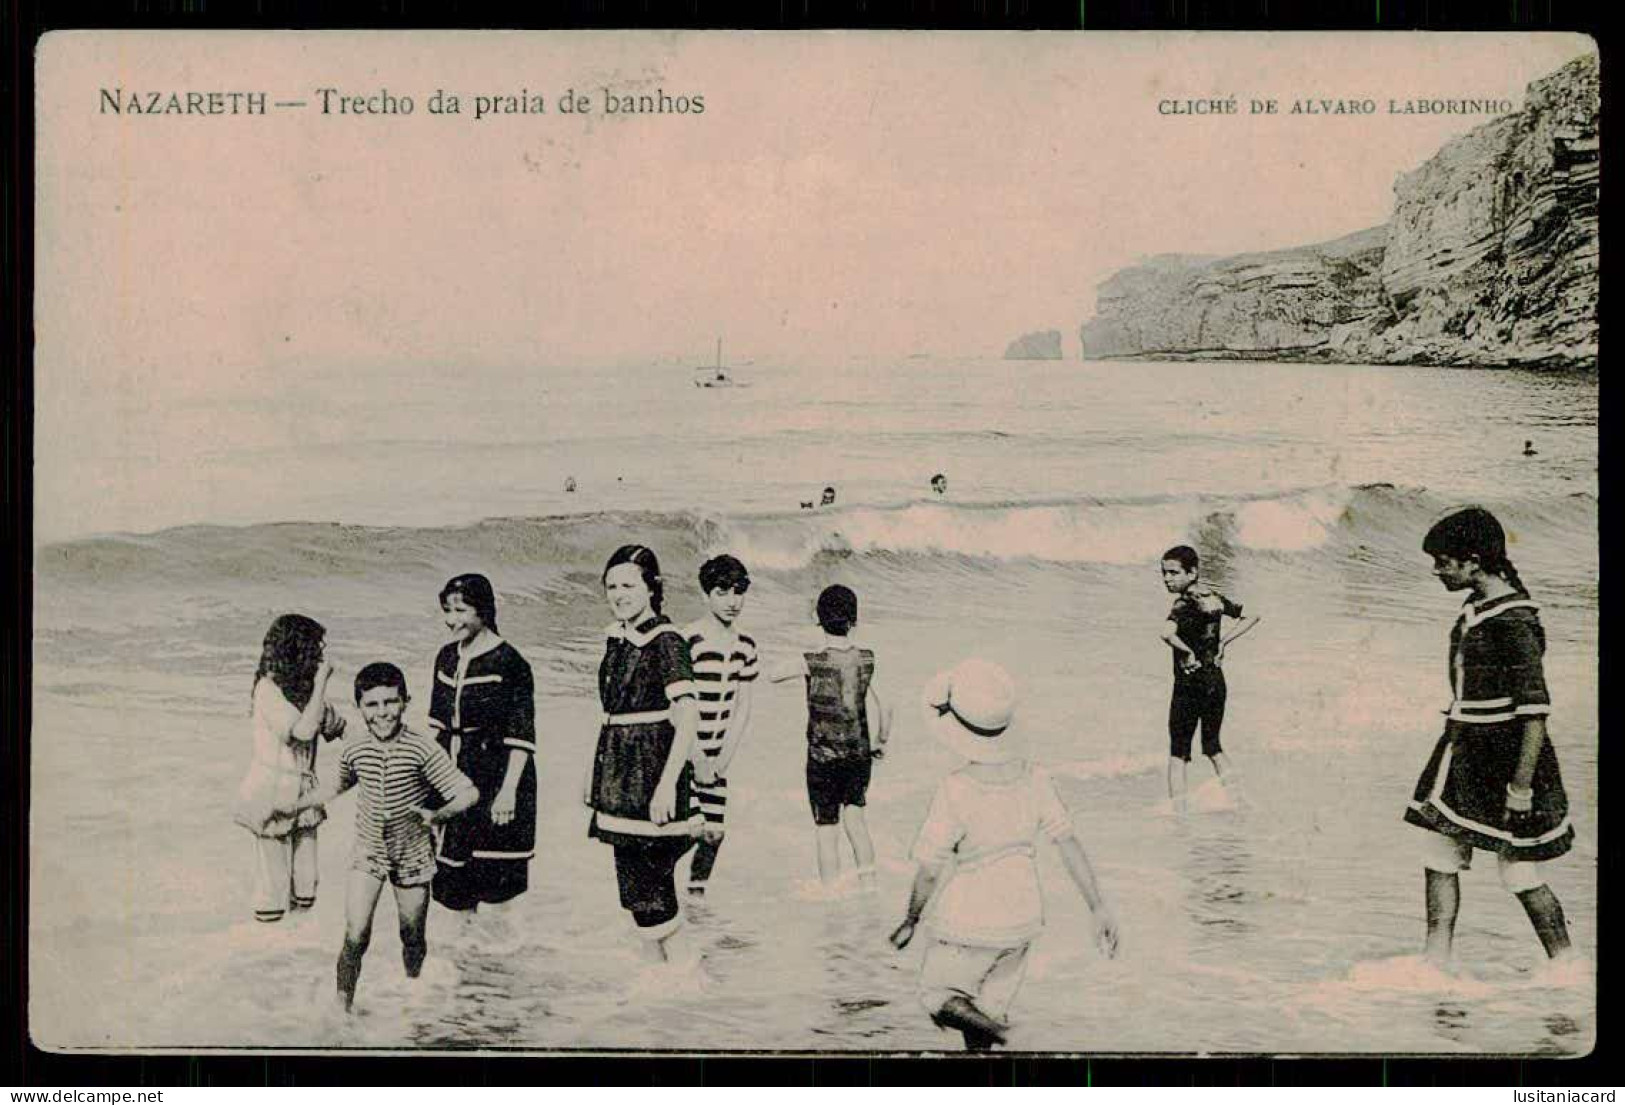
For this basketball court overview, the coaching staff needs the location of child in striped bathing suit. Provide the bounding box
[681,555,760,895]
[292,663,477,1011]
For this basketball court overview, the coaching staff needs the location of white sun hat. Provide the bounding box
[922,657,1023,764]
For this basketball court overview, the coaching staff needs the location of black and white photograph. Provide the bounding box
[28,30,1598,1055]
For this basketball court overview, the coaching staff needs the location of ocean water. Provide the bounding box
[30,357,1597,1054]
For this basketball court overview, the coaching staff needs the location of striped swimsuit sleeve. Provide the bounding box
[690,629,736,755]
[419,735,476,802]
[736,634,759,682]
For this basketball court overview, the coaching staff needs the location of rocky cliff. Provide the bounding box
[1078,229,1388,361]
[1004,330,1063,359]
[1079,53,1598,369]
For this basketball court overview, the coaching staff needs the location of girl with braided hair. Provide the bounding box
[1403,507,1575,966]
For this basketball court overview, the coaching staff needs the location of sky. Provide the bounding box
[37,32,1592,375]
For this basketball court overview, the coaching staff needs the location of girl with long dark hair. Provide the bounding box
[235,613,346,922]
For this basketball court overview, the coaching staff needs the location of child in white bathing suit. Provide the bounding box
[235,613,346,923]
[890,658,1120,1051]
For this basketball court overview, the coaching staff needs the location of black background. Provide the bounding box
[1,0,1613,1088]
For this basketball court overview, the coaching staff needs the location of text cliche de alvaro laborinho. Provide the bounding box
[97,86,705,119]
[1158,94,1517,116]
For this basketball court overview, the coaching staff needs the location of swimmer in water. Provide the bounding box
[931,474,947,496]
[565,477,577,493]
[1523,440,1538,457]
[821,487,837,508]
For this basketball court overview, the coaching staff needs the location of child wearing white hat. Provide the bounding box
[889,658,1119,1051]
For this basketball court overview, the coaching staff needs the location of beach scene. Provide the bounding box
[31,33,1597,1054]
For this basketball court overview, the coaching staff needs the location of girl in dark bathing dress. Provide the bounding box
[1403,507,1575,966]
[429,574,538,935]
[585,544,706,966]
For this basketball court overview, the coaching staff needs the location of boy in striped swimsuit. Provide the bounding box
[681,555,760,895]
[293,662,477,1010]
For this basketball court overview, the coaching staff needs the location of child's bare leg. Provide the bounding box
[1211,753,1250,811]
[337,870,386,1010]
[688,831,723,891]
[1424,869,1460,967]
[841,806,876,884]
[1515,886,1573,959]
[289,824,319,911]
[659,922,700,969]
[251,835,291,923]
[1208,752,1246,805]
[394,884,431,978]
[476,894,522,947]
[1166,758,1189,805]
[1497,855,1573,961]
[634,910,680,964]
[815,825,843,884]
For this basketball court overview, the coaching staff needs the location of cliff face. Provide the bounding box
[1079,53,1598,369]
[1005,330,1063,359]
[1080,229,1387,361]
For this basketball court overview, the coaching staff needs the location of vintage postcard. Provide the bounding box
[31,30,1597,1055]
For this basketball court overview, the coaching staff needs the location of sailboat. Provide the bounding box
[693,338,737,388]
